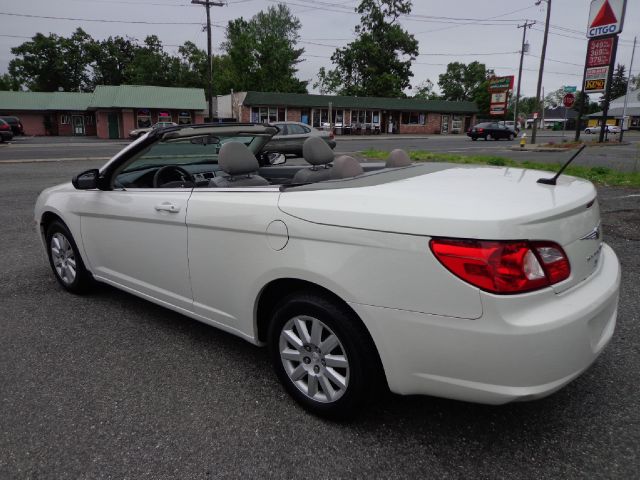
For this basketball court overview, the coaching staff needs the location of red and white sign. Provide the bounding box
[587,0,626,38]
[584,66,609,93]
[563,93,576,108]
[586,36,615,67]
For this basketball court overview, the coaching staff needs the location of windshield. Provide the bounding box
[120,134,259,174]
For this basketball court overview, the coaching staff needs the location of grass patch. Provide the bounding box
[360,148,640,187]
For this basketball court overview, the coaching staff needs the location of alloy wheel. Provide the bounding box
[50,232,76,285]
[279,315,350,403]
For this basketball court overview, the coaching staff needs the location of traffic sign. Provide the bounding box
[563,86,577,93]
[563,93,576,108]
[587,0,626,38]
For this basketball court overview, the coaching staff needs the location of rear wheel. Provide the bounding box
[46,220,93,293]
[471,136,477,141]
[268,291,382,420]
[485,134,491,140]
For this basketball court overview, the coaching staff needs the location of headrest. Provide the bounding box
[302,136,334,166]
[218,141,260,175]
[386,149,412,167]
[332,155,363,179]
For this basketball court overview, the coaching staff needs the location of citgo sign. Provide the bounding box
[587,0,626,38]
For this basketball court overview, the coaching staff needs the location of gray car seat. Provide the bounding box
[331,155,363,179]
[209,142,269,187]
[291,136,334,184]
[385,149,412,167]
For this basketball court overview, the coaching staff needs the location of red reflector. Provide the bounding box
[429,238,570,294]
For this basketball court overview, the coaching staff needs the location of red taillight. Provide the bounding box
[429,238,570,294]
[477,128,484,133]
[0,123,9,130]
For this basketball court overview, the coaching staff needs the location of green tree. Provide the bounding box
[89,36,138,86]
[413,79,439,100]
[609,63,627,100]
[438,61,486,101]
[320,0,418,97]
[124,35,175,86]
[544,87,565,108]
[0,73,20,90]
[9,28,93,91]
[218,4,307,93]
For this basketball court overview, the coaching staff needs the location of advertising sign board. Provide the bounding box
[587,0,626,38]
[584,66,609,92]
[586,36,615,67]
[488,76,514,91]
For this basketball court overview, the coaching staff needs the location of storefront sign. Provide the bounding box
[584,66,609,92]
[490,104,506,115]
[586,36,615,67]
[488,76,514,91]
[587,0,626,38]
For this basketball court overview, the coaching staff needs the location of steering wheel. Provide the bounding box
[152,165,196,188]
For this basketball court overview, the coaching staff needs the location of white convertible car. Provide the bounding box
[35,123,620,418]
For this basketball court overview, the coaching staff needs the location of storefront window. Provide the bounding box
[178,111,192,125]
[251,107,284,123]
[451,114,462,133]
[60,114,70,125]
[85,115,94,126]
[401,112,425,125]
[158,111,172,123]
[137,109,151,128]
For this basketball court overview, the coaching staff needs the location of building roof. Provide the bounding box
[0,91,93,111]
[0,85,206,111]
[589,88,640,117]
[90,85,205,109]
[243,91,478,113]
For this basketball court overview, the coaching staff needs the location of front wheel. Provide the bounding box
[46,220,93,293]
[268,292,383,419]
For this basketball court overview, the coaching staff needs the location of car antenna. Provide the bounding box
[537,144,587,185]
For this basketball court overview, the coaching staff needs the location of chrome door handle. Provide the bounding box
[154,203,180,213]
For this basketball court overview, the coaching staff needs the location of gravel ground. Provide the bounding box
[0,160,638,479]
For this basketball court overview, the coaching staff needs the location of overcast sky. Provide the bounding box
[0,0,638,97]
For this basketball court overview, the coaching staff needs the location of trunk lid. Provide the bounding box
[279,165,601,293]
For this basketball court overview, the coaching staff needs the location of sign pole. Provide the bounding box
[575,52,589,141]
[598,35,619,143]
[619,36,636,142]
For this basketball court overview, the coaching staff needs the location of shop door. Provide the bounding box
[108,113,120,139]
[441,114,450,134]
[72,115,85,135]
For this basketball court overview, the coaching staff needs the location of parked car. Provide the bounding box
[0,118,14,142]
[467,122,517,140]
[584,125,620,134]
[128,121,178,139]
[504,120,520,134]
[0,116,24,136]
[35,123,620,419]
[265,121,336,156]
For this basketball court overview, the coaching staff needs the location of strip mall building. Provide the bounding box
[0,85,206,139]
[217,91,478,135]
[0,85,478,138]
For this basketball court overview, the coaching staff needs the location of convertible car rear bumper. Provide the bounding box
[349,244,620,404]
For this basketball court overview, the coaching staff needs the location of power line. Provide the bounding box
[0,11,203,25]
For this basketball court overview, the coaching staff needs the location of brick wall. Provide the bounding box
[398,112,442,134]
[286,108,301,122]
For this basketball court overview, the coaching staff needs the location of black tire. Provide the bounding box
[45,220,93,294]
[268,291,383,420]
[508,133,515,141]
[471,137,477,141]
[485,134,491,140]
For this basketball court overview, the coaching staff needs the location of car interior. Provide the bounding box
[112,127,416,190]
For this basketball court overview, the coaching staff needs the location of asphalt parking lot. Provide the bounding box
[0,159,639,479]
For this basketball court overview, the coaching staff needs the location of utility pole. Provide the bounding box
[619,36,636,142]
[514,20,534,131]
[531,0,551,144]
[192,0,225,123]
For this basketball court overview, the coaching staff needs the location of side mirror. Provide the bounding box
[72,169,100,190]
[268,153,286,165]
